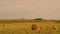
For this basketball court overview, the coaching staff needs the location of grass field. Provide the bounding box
[0,22,60,34]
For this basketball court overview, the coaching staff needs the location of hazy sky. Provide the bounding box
[0,0,60,19]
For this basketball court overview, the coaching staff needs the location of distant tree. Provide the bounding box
[33,18,42,20]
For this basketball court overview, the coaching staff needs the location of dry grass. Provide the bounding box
[0,22,60,34]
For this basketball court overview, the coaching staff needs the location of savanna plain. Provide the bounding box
[0,19,60,34]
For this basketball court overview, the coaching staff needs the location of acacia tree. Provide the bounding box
[33,18,43,20]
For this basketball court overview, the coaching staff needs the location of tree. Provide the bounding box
[33,18,42,20]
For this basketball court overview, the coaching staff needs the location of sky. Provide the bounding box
[0,0,60,20]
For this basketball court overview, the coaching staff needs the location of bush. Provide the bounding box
[56,20,60,23]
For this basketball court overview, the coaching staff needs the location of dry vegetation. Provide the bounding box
[0,18,60,34]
